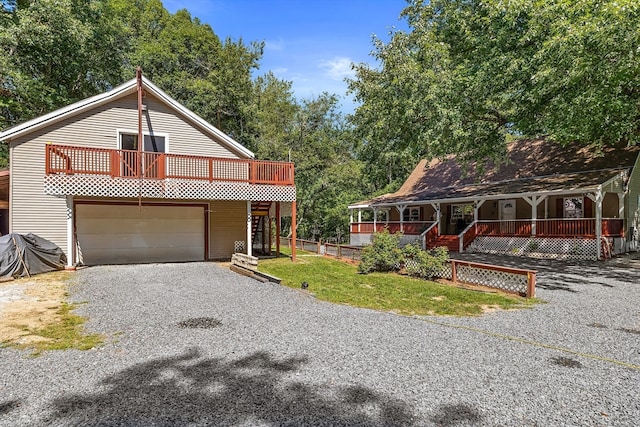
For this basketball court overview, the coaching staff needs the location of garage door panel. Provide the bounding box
[76,204,205,265]
[79,232,204,249]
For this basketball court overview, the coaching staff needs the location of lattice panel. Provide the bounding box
[467,236,598,260]
[234,241,245,253]
[456,264,527,295]
[44,175,296,202]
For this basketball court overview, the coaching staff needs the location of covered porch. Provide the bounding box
[349,170,628,260]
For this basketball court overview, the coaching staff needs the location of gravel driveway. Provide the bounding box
[0,257,639,426]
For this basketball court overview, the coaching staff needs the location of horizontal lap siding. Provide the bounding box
[10,92,247,259]
[209,200,247,260]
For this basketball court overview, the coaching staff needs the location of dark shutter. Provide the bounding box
[584,197,593,218]
[556,198,564,218]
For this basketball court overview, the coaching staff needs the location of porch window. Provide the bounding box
[450,204,473,224]
[403,207,420,222]
[563,197,583,218]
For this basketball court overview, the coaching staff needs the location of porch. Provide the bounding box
[349,188,628,260]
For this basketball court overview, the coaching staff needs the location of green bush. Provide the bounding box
[403,243,449,279]
[358,229,404,273]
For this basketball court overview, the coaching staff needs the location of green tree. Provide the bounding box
[348,0,640,167]
[0,0,127,130]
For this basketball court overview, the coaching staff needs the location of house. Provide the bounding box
[0,71,297,266]
[349,139,640,260]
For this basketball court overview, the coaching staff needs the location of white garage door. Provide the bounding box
[76,203,205,265]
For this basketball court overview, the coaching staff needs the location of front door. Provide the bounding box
[499,199,516,235]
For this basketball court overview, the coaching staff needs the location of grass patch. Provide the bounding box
[260,254,537,316]
[22,302,104,355]
[1,270,104,356]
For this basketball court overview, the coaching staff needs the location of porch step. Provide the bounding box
[427,235,459,252]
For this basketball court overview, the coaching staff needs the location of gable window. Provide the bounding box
[118,131,168,178]
[402,207,420,222]
[564,197,583,218]
[120,133,166,153]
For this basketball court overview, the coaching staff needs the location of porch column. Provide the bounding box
[66,196,74,268]
[531,196,537,236]
[349,209,353,229]
[473,200,485,222]
[523,196,546,236]
[246,200,252,257]
[358,209,362,233]
[618,193,625,219]
[275,202,281,257]
[291,200,297,261]
[595,191,603,259]
[397,204,407,233]
[373,208,378,234]
[431,203,441,235]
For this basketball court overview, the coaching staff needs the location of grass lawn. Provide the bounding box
[259,250,537,316]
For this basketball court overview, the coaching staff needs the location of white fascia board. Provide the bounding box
[141,77,254,159]
[0,76,255,160]
[347,204,371,209]
[0,79,137,142]
[368,187,602,208]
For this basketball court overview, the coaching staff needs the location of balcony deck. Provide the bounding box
[44,144,296,202]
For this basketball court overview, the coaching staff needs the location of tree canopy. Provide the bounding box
[348,0,640,168]
[0,0,369,240]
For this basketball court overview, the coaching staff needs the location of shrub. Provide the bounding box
[403,243,449,279]
[358,229,404,273]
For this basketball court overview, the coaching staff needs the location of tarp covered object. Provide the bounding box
[0,233,67,278]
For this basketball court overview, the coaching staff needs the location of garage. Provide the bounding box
[75,202,207,265]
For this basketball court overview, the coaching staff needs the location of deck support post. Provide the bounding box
[66,196,74,268]
[246,200,252,257]
[291,200,297,261]
[276,202,281,257]
[397,204,407,233]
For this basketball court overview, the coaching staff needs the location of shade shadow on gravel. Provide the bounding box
[0,400,20,416]
[430,403,482,425]
[48,348,415,426]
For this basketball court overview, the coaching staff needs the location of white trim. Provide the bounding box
[116,128,170,153]
[368,186,603,209]
[0,76,254,159]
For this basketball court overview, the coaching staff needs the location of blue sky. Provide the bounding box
[162,0,410,114]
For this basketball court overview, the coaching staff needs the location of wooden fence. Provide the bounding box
[278,238,535,297]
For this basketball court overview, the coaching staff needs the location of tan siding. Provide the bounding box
[9,91,248,259]
[626,154,640,243]
[10,138,68,253]
[209,200,247,259]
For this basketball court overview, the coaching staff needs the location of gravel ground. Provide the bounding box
[0,257,639,426]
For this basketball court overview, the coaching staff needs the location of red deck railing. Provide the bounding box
[475,219,623,237]
[349,221,434,235]
[45,144,294,185]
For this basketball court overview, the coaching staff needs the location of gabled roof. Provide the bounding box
[0,77,254,159]
[352,139,640,207]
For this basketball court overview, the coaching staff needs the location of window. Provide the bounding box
[120,133,166,153]
[450,204,474,224]
[118,131,168,178]
[564,197,583,218]
[402,207,420,222]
